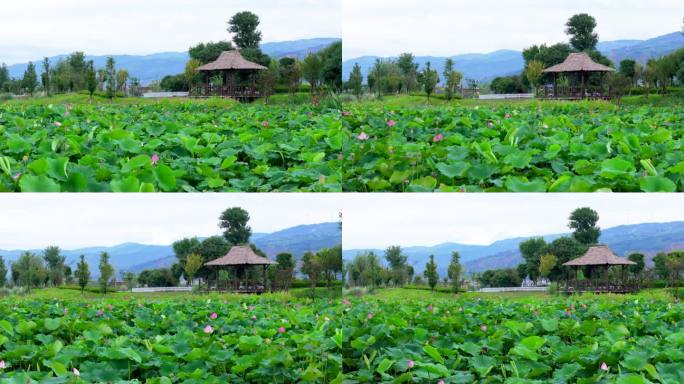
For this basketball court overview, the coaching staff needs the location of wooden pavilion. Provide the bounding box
[205,245,277,294]
[192,50,267,99]
[541,52,615,100]
[561,245,639,294]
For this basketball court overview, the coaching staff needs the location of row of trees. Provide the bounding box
[345,246,463,293]
[0,248,113,294]
[0,53,136,98]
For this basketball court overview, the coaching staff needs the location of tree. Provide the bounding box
[219,207,251,244]
[43,245,66,286]
[195,236,230,280]
[543,237,588,281]
[75,255,90,293]
[98,252,114,294]
[348,63,363,99]
[539,254,558,278]
[23,61,38,96]
[490,76,525,94]
[319,41,342,90]
[526,60,544,94]
[279,57,302,95]
[302,52,323,94]
[566,13,598,51]
[384,245,408,286]
[444,59,463,101]
[189,41,233,64]
[301,251,322,294]
[447,251,462,293]
[627,253,645,276]
[64,266,73,285]
[276,252,294,270]
[12,252,46,292]
[184,253,203,286]
[479,268,522,287]
[85,61,97,99]
[41,57,51,96]
[0,63,9,91]
[116,69,129,94]
[105,57,116,99]
[257,60,278,103]
[396,53,419,93]
[319,245,342,288]
[228,11,262,49]
[619,59,637,85]
[420,62,439,101]
[122,272,136,290]
[568,207,601,245]
[0,256,7,287]
[423,255,438,292]
[519,237,547,282]
[173,237,201,266]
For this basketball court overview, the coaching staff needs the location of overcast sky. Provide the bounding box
[343,0,684,59]
[0,194,341,249]
[0,0,341,64]
[343,194,684,249]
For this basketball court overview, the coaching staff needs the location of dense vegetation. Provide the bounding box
[342,290,684,383]
[0,294,342,382]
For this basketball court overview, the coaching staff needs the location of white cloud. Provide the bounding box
[0,0,341,64]
[343,0,684,59]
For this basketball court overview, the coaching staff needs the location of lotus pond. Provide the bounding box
[341,102,684,192]
[0,295,342,383]
[342,290,684,383]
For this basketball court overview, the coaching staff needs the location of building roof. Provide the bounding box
[563,245,636,266]
[196,50,267,71]
[542,52,615,73]
[205,245,277,266]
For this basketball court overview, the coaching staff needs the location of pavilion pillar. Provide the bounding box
[553,73,557,98]
[581,72,586,99]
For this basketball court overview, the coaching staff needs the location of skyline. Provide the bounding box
[343,0,683,59]
[0,0,341,64]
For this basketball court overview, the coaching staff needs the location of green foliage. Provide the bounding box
[348,63,364,99]
[219,207,251,245]
[419,62,439,101]
[160,74,188,92]
[318,41,342,90]
[184,253,203,284]
[569,207,601,245]
[566,13,599,51]
[137,268,178,287]
[447,251,462,293]
[42,245,66,286]
[228,11,262,50]
[75,254,90,294]
[384,245,408,286]
[85,61,97,98]
[478,268,521,287]
[423,255,439,291]
[22,61,38,96]
[544,237,588,281]
[539,254,558,278]
[347,252,384,290]
[188,41,233,64]
[490,75,526,94]
[98,252,114,294]
[396,53,419,93]
[11,252,47,292]
[0,256,7,287]
[628,253,645,275]
[105,57,116,100]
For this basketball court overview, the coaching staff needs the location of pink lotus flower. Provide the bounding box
[487,121,494,128]
[367,313,373,320]
[55,121,62,127]
[565,310,572,316]
[432,133,444,142]
[342,111,351,116]
[480,324,487,332]
[73,367,80,376]
[387,120,396,127]
[249,305,254,311]
[262,121,269,127]
[278,326,286,334]
[108,304,113,310]
[427,304,434,312]
[0,360,5,369]
[64,308,68,315]
[96,309,104,316]
[151,154,159,166]
[357,132,369,141]
[210,312,218,320]
[600,362,608,371]
[438,380,445,384]
[504,113,512,119]
[203,325,214,334]
[343,298,351,305]
[407,360,414,368]
[251,315,257,321]
[570,304,575,310]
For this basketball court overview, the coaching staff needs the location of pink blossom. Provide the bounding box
[438,380,445,384]
[63,308,68,315]
[96,309,104,316]
[487,121,494,128]
[251,315,257,321]
[262,121,269,127]
[480,324,487,332]
[570,304,575,310]
[108,304,113,310]
[11,173,21,181]
[73,367,80,376]
[342,111,351,116]
[203,325,214,334]
[504,113,512,119]
[600,362,608,371]
[210,312,218,320]
[151,154,159,166]
[343,298,351,305]
[427,304,434,312]
[407,360,414,368]
[356,132,369,141]
[387,120,396,127]
[565,310,572,316]
[249,305,254,311]
[367,313,373,320]
[278,326,286,334]
[432,133,444,143]
[55,121,62,127]
[0,360,5,369]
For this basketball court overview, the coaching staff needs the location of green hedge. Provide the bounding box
[626,87,684,96]
[402,284,461,293]
[648,280,684,288]
[56,285,120,293]
[290,280,343,289]
[273,84,311,94]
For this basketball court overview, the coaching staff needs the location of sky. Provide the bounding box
[343,0,684,59]
[0,194,341,249]
[342,194,684,249]
[0,0,341,64]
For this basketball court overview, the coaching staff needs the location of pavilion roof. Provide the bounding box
[205,245,277,266]
[563,245,636,266]
[542,52,615,73]
[196,50,267,71]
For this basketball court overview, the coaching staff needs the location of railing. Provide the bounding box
[191,84,262,99]
[207,279,267,294]
[540,85,614,100]
[561,279,640,294]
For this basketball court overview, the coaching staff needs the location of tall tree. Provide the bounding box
[43,245,66,286]
[41,57,51,96]
[184,253,203,286]
[396,53,419,93]
[543,237,588,281]
[98,252,114,294]
[627,253,645,276]
[302,52,323,94]
[75,254,90,294]
[23,61,38,96]
[85,61,97,99]
[443,58,463,101]
[420,61,439,101]
[526,60,544,94]
[568,207,601,245]
[319,41,342,90]
[189,41,233,64]
[12,252,46,292]
[619,59,637,85]
[0,63,9,91]
[228,11,262,49]
[447,251,462,293]
[219,207,251,245]
[105,57,116,99]
[0,256,7,287]
[319,245,342,288]
[424,255,439,292]
[348,63,364,99]
[279,57,302,95]
[116,69,129,94]
[539,254,558,278]
[276,252,294,270]
[173,237,201,266]
[566,13,599,51]
[301,251,322,294]
[519,237,547,282]
[384,245,408,286]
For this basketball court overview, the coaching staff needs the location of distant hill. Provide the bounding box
[342,31,684,83]
[0,222,341,278]
[6,37,340,84]
[343,221,684,277]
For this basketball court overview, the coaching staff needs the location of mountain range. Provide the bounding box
[0,222,341,278]
[342,31,684,83]
[343,221,684,277]
[6,37,340,84]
